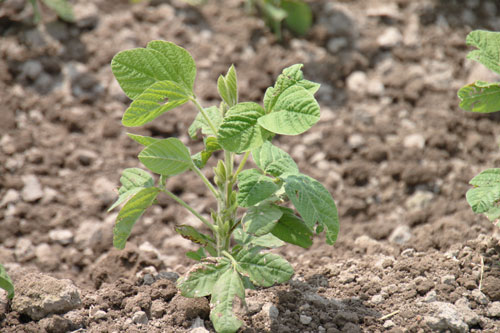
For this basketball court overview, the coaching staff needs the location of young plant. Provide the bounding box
[246,0,312,40]
[0,263,14,300]
[0,0,75,23]
[459,30,500,226]
[109,41,339,333]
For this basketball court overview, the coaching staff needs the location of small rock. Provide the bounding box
[403,133,425,149]
[471,289,489,305]
[441,275,455,285]
[348,134,365,149]
[300,314,313,325]
[15,238,35,262]
[143,274,155,286]
[383,320,395,329]
[424,290,437,303]
[49,229,74,245]
[371,294,384,304]
[487,302,500,317]
[377,27,403,47]
[157,271,180,282]
[246,298,263,315]
[39,315,72,333]
[327,37,348,53]
[21,174,44,202]
[132,311,148,325]
[12,273,81,320]
[338,271,355,284]
[401,248,415,257]
[425,302,468,333]
[73,2,99,29]
[92,177,116,205]
[150,299,165,319]
[0,189,20,207]
[93,310,107,320]
[388,225,412,245]
[21,60,43,80]
[405,190,434,210]
[261,302,279,321]
[346,71,367,93]
[482,276,500,301]
[367,79,385,96]
[35,243,59,269]
[74,220,104,250]
[455,298,479,326]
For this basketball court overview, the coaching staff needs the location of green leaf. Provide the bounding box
[178,260,230,297]
[191,137,221,168]
[458,81,500,113]
[466,30,500,75]
[271,207,313,249]
[243,204,283,236]
[252,141,299,177]
[127,133,161,146]
[237,169,279,207]
[138,138,192,176]
[210,268,245,333]
[175,225,215,246]
[113,187,160,249]
[259,85,320,135]
[250,233,285,248]
[108,168,155,212]
[111,41,196,100]
[282,173,339,245]
[236,248,294,287]
[466,186,500,214]
[42,0,74,22]
[122,80,190,127]
[189,106,223,139]
[470,168,500,186]
[218,64,238,107]
[282,0,312,36]
[297,79,320,95]
[0,263,14,299]
[485,206,500,224]
[217,102,269,153]
[264,64,304,112]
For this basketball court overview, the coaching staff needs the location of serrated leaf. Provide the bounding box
[218,65,238,107]
[470,168,500,186]
[252,141,298,177]
[271,207,313,249]
[188,106,223,139]
[178,260,230,297]
[113,187,160,249]
[243,204,283,236]
[0,263,14,299]
[138,138,192,176]
[127,133,161,146]
[237,169,279,207]
[175,225,215,247]
[217,102,269,153]
[122,80,190,127]
[42,0,74,22]
[108,168,155,212]
[466,30,500,75]
[458,81,500,113]
[111,41,196,100]
[236,248,293,287]
[210,268,245,333]
[282,0,312,36]
[282,173,339,245]
[259,85,320,135]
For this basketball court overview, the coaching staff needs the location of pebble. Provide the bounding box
[93,310,107,320]
[487,302,500,317]
[327,37,348,53]
[441,275,455,285]
[388,225,412,245]
[338,271,356,284]
[371,294,384,304]
[383,320,395,329]
[150,299,165,319]
[424,302,468,333]
[0,189,20,207]
[300,314,312,325]
[21,174,44,202]
[49,229,74,245]
[377,27,403,47]
[348,134,365,149]
[423,290,437,303]
[346,71,367,93]
[261,302,279,321]
[454,298,480,326]
[157,271,180,282]
[403,133,426,149]
[15,238,35,262]
[471,289,489,305]
[405,190,434,210]
[132,311,148,325]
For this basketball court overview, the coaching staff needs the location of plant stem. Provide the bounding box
[234,151,250,180]
[222,250,238,268]
[161,188,216,233]
[190,96,218,135]
[191,164,220,199]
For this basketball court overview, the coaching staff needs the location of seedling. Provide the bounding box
[0,263,14,300]
[246,0,312,40]
[459,30,500,226]
[109,41,339,332]
[0,0,74,23]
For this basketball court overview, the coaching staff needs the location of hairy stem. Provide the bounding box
[191,164,220,199]
[234,151,250,180]
[190,96,218,135]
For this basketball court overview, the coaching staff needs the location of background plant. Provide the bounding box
[0,263,14,300]
[0,0,74,23]
[109,41,339,332]
[458,30,500,226]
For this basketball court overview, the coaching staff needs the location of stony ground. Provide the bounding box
[1,0,500,332]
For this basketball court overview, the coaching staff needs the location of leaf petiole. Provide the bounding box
[190,96,219,135]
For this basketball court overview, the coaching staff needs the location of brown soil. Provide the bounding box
[1,0,500,332]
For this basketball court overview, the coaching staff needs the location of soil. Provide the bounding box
[1,0,500,332]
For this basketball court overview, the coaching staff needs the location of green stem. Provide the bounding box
[222,250,238,268]
[190,96,218,135]
[233,151,250,180]
[161,188,216,233]
[191,164,220,199]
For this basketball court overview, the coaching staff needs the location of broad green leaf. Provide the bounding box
[210,268,245,333]
[138,138,192,176]
[217,102,269,153]
[264,64,304,112]
[243,204,283,236]
[271,207,313,249]
[188,106,223,139]
[178,260,230,297]
[186,247,207,261]
[237,169,279,207]
[259,85,320,135]
[458,81,500,113]
[42,0,74,22]
[282,0,312,36]
[252,141,299,176]
[0,263,14,299]
[127,133,161,146]
[175,225,215,247]
[466,30,500,75]
[470,168,500,186]
[113,187,160,249]
[250,233,285,248]
[485,206,500,224]
[218,65,238,107]
[297,79,320,95]
[282,173,339,245]
[108,168,155,212]
[466,185,500,214]
[111,41,196,99]
[236,248,293,287]
[122,80,190,127]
